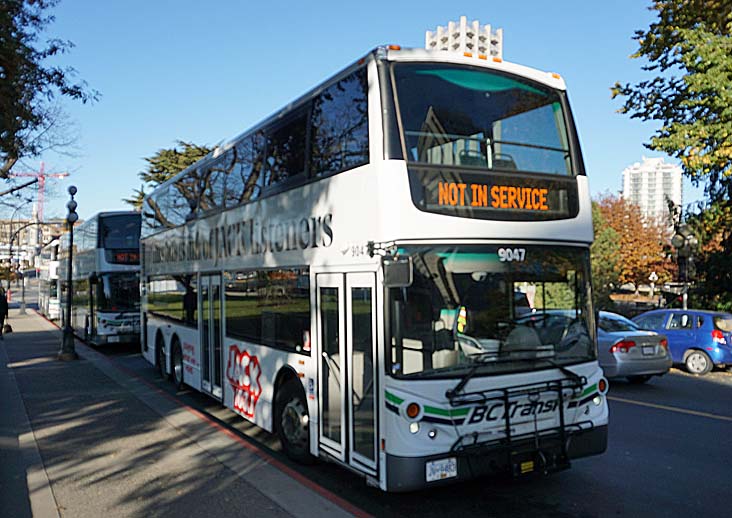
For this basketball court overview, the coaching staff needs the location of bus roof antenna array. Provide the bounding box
[425,16,503,60]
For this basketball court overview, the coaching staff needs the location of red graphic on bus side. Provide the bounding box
[225,346,262,419]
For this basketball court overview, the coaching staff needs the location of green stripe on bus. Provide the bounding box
[423,405,470,417]
[580,383,597,398]
[384,391,404,405]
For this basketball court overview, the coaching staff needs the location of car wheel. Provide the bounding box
[684,350,712,375]
[171,340,184,390]
[275,379,314,464]
[627,375,652,384]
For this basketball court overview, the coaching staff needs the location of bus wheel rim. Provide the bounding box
[174,349,183,382]
[281,399,308,448]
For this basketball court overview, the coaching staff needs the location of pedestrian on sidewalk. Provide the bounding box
[0,287,8,340]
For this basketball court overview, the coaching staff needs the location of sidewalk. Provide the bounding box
[0,309,358,518]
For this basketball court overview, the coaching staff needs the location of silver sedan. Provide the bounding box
[598,311,672,383]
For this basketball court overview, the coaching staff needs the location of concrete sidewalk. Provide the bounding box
[0,309,358,518]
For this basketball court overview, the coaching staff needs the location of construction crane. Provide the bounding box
[11,162,69,221]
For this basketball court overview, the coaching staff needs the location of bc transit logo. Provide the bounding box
[467,399,559,424]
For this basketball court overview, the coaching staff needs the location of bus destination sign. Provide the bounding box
[408,168,579,221]
[437,181,549,211]
[109,250,140,264]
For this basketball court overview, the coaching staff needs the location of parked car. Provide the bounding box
[597,311,672,383]
[632,309,732,375]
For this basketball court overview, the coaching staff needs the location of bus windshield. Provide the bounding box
[392,63,572,175]
[389,245,594,378]
[96,272,140,312]
[99,214,141,249]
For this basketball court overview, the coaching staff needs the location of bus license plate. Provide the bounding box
[108,336,120,343]
[426,457,457,482]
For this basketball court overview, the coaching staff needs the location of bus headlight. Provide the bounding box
[592,395,603,406]
[409,422,420,434]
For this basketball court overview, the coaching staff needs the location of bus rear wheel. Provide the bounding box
[275,379,314,464]
[156,338,167,380]
[171,340,184,390]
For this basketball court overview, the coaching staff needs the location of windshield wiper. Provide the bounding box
[445,355,493,400]
[535,358,585,385]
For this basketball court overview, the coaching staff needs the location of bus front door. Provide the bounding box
[200,274,223,400]
[317,272,377,476]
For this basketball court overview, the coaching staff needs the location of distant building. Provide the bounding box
[622,156,683,225]
[0,218,66,269]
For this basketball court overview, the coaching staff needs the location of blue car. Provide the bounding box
[632,309,732,375]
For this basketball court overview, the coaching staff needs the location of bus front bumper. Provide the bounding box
[93,333,140,346]
[385,424,608,492]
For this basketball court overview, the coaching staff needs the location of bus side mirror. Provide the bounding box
[383,256,413,288]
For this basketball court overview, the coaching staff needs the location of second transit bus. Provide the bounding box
[141,27,608,492]
[60,211,142,346]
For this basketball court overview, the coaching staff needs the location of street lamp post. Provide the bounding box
[58,186,79,361]
[671,224,698,311]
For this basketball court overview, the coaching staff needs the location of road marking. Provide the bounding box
[608,395,732,422]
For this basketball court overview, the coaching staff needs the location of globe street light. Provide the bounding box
[58,185,78,361]
[671,224,698,310]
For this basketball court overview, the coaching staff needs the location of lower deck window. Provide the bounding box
[225,267,310,354]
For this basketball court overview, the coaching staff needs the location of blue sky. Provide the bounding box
[11,0,705,220]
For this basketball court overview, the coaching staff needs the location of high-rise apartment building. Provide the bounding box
[622,156,683,224]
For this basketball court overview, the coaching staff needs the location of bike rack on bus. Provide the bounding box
[446,376,590,475]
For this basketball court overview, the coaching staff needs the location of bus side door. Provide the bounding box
[316,272,378,475]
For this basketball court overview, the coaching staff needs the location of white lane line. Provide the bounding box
[608,395,732,423]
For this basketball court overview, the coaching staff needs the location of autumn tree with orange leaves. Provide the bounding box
[594,194,675,290]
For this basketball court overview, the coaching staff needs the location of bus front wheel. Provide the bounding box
[275,379,314,464]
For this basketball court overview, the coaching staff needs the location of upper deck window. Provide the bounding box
[393,63,572,176]
[99,214,141,249]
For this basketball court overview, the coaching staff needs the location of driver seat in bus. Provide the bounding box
[503,324,543,351]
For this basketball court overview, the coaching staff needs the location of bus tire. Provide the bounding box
[156,334,168,380]
[83,316,90,342]
[275,379,314,464]
[171,339,184,390]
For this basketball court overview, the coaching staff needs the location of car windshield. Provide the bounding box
[392,63,572,175]
[598,313,640,333]
[388,244,595,378]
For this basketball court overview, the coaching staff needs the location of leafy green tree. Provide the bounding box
[590,201,621,309]
[685,201,732,310]
[612,2,732,309]
[124,140,212,223]
[0,0,97,177]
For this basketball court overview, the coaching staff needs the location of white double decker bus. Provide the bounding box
[141,24,607,492]
[59,211,142,345]
[38,239,61,320]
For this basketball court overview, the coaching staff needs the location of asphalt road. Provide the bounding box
[104,343,732,518]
